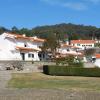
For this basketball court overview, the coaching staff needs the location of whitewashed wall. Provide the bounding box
[0,33,43,61]
[25,52,40,61]
[94,59,100,67]
[58,47,80,54]
[72,43,94,50]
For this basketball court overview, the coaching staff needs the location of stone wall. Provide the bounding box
[0,61,55,72]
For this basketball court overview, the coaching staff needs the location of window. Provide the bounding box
[28,54,31,58]
[82,45,85,47]
[28,54,34,58]
[32,54,34,58]
[24,43,27,47]
[67,49,69,51]
[77,44,80,46]
[38,54,41,57]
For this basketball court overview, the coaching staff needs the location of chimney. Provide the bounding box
[23,34,26,37]
[33,36,37,39]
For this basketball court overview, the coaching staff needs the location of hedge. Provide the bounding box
[43,65,100,77]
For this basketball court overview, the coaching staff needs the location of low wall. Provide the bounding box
[0,61,55,71]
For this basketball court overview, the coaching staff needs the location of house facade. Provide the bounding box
[56,43,82,58]
[0,32,45,61]
[71,40,95,50]
[94,54,100,67]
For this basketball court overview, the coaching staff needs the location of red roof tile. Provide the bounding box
[71,40,95,44]
[61,44,80,49]
[95,54,100,58]
[16,46,41,52]
[6,32,45,42]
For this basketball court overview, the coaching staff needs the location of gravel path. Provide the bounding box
[0,71,100,100]
[0,89,100,100]
[0,71,11,89]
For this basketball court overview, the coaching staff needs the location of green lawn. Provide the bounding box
[8,72,100,91]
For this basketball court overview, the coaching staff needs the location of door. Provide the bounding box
[20,53,25,60]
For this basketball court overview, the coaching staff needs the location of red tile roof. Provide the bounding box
[95,54,100,59]
[71,40,95,44]
[6,32,45,42]
[57,52,83,56]
[16,46,41,52]
[30,37,45,42]
[71,46,80,49]
[61,44,80,49]
[61,44,72,47]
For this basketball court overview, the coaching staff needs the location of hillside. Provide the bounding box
[0,23,100,40]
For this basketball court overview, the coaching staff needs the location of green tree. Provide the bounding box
[11,26,19,33]
[19,28,33,36]
[0,27,8,34]
[42,34,59,57]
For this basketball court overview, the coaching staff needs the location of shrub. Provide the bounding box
[55,55,83,67]
[43,65,100,77]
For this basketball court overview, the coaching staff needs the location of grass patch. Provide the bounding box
[8,72,100,91]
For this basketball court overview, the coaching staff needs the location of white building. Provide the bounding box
[56,43,82,58]
[94,54,100,67]
[0,32,45,61]
[71,40,95,50]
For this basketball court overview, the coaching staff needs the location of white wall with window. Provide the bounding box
[25,52,40,61]
[71,40,95,50]
[72,43,94,50]
[0,32,44,61]
[16,40,25,47]
[58,46,80,55]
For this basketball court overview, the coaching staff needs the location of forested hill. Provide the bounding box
[0,23,100,40]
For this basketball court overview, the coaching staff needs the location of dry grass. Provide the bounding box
[8,72,100,91]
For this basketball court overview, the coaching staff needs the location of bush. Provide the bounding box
[55,55,83,67]
[43,65,100,77]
